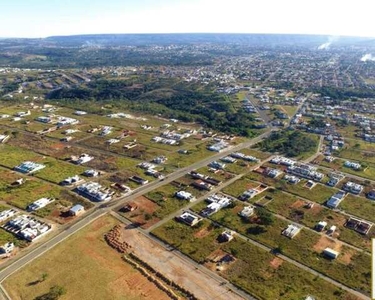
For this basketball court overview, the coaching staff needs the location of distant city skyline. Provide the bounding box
[1,0,374,38]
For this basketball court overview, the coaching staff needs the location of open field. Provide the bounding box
[3,215,171,300]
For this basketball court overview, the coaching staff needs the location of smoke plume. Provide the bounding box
[361,54,375,62]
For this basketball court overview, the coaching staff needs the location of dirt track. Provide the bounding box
[118,225,246,300]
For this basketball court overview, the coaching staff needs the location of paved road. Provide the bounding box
[245,94,272,126]
[146,174,244,233]
[0,129,272,297]
[146,155,274,233]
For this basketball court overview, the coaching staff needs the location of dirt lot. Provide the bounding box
[123,196,160,229]
[117,223,245,300]
[269,257,284,269]
[3,216,170,300]
[313,236,342,252]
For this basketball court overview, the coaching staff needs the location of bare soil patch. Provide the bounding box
[313,236,342,253]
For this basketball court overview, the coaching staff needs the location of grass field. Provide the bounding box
[209,204,371,293]
[152,219,358,300]
[340,194,375,223]
[3,215,170,300]
[0,170,62,209]
[222,239,355,300]
[145,184,192,219]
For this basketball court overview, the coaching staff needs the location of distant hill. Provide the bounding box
[43,33,373,47]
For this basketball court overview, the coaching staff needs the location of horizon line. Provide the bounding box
[1,32,374,40]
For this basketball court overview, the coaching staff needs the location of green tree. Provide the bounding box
[41,273,48,282]
[256,207,274,226]
[34,285,66,300]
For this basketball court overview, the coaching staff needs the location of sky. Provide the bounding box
[1,0,375,38]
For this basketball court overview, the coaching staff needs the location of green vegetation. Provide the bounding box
[145,184,191,219]
[48,78,258,136]
[152,219,358,299]
[223,239,353,300]
[152,219,222,263]
[340,194,375,223]
[35,285,66,300]
[259,131,318,158]
[209,204,370,293]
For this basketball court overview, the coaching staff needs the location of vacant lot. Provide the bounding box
[152,219,358,300]
[3,215,171,300]
[209,204,371,293]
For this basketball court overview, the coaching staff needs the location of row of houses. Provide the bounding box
[137,162,164,179]
[76,182,115,202]
[207,140,229,152]
[230,152,259,162]
[2,215,52,242]
[343,181,363,195]
[0,209,18,222]
[36,115,79,127]
[27,198,55,212]
[344,160,361,171]
[287,163,324,182]
[189,171,222,186]
[152,136,179,145]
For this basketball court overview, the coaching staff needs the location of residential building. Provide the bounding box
[177,212,201,226]
[218,230,235,242]
[71,153,94,165]
[315,221,327,232]
[323,248,339,259]
[27,198,55,211]
[367,189,375,200]
[326,191,346,209]
[14,161,46,174]
[0,135,9,143]
[83,169,100,177]
[238,206,255,218]
[175,191,195,202]
[282,224,302,239]
[60,175,83,186]
[0,242,14,254]
[69,204,85,216]
[129,176,149,185]
[76,182,114,202]
[343,181,363,194]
